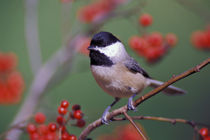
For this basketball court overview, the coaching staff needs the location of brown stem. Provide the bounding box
[78,58,210,140]
[123,112,147,140]
[113,115,201,139]
[113,116,198,130]
[59,127,62,140]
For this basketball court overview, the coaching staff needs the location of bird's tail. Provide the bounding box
[147,79,186,95]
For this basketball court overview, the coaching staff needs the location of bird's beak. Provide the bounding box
[87,46,95,50]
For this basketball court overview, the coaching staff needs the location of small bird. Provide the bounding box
[88,31,186,124]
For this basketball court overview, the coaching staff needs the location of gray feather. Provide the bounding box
[148,79,186,95]
[124,57,150,78]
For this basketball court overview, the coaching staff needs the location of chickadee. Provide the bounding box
[88,31,186,124]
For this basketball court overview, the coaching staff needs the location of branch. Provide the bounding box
[113,115,208,140]
[25,0,42,75]
[79,58,210,140]
[113,115,202,140]
[113,116,198,129]
[123,112,147,140]
[0,120,27,139]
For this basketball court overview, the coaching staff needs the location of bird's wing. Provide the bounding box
[123,57,150,78]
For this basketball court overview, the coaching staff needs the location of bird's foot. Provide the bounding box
[101,111,110,125]
[127,94,137,111]
[127,101,137,111]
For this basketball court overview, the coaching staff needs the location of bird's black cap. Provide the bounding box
[90,31,121,48]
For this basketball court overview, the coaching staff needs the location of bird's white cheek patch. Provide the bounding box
[98,42,122,58]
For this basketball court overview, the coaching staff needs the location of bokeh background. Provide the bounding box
[0,0,210,139]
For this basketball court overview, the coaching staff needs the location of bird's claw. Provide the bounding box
[101,111,110,124]
[101,117,109,125]
[128,93,137,111]
[127,102,137,112]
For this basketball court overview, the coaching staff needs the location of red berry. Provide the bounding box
[58,106,68,115]
[68,134,77,140]
[0,52,17,72]
[139,13,153,27]
[129,36,140,50]
[45,132,57,140]
[34,112,46,124]
[61,100,69,108]
[38,124,48,135]
[7,71,24,95]
[129,36,148,53]
[76,119,86,128]
[78,6,97,23]
[147,32,163,47]
[144,46,165,63]
[165,33,178,47]
[191,30,208,48]
[73,110,83,120]
[27,123,37,134]
[48,122,57,132]
[1,71,25,104]
[72,104,81,111]
[30,132,40,140]
[205,30,210,47]
[199,128,209,137]
[57,116,65,125]
[62,132,70,140]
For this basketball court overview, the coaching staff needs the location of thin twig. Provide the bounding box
[123,112,147,140]
[113,115,202,140]
[78,58,210,140]
[59,127,62,140]
[113,116,199,130]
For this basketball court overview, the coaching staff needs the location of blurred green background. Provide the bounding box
[0,0,209,139]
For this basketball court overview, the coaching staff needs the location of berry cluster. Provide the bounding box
[77,0,126,23]
[0,52,24,104]
[69,104,86,128]
[191,26,210,50]
[200,128,210,140]
[129,32,177,63]
[27,100,85,140]
[98,123,146,140]
[27,112,59,140]
[128,13,178,63]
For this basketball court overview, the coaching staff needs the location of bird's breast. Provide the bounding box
[91,64,148,98]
